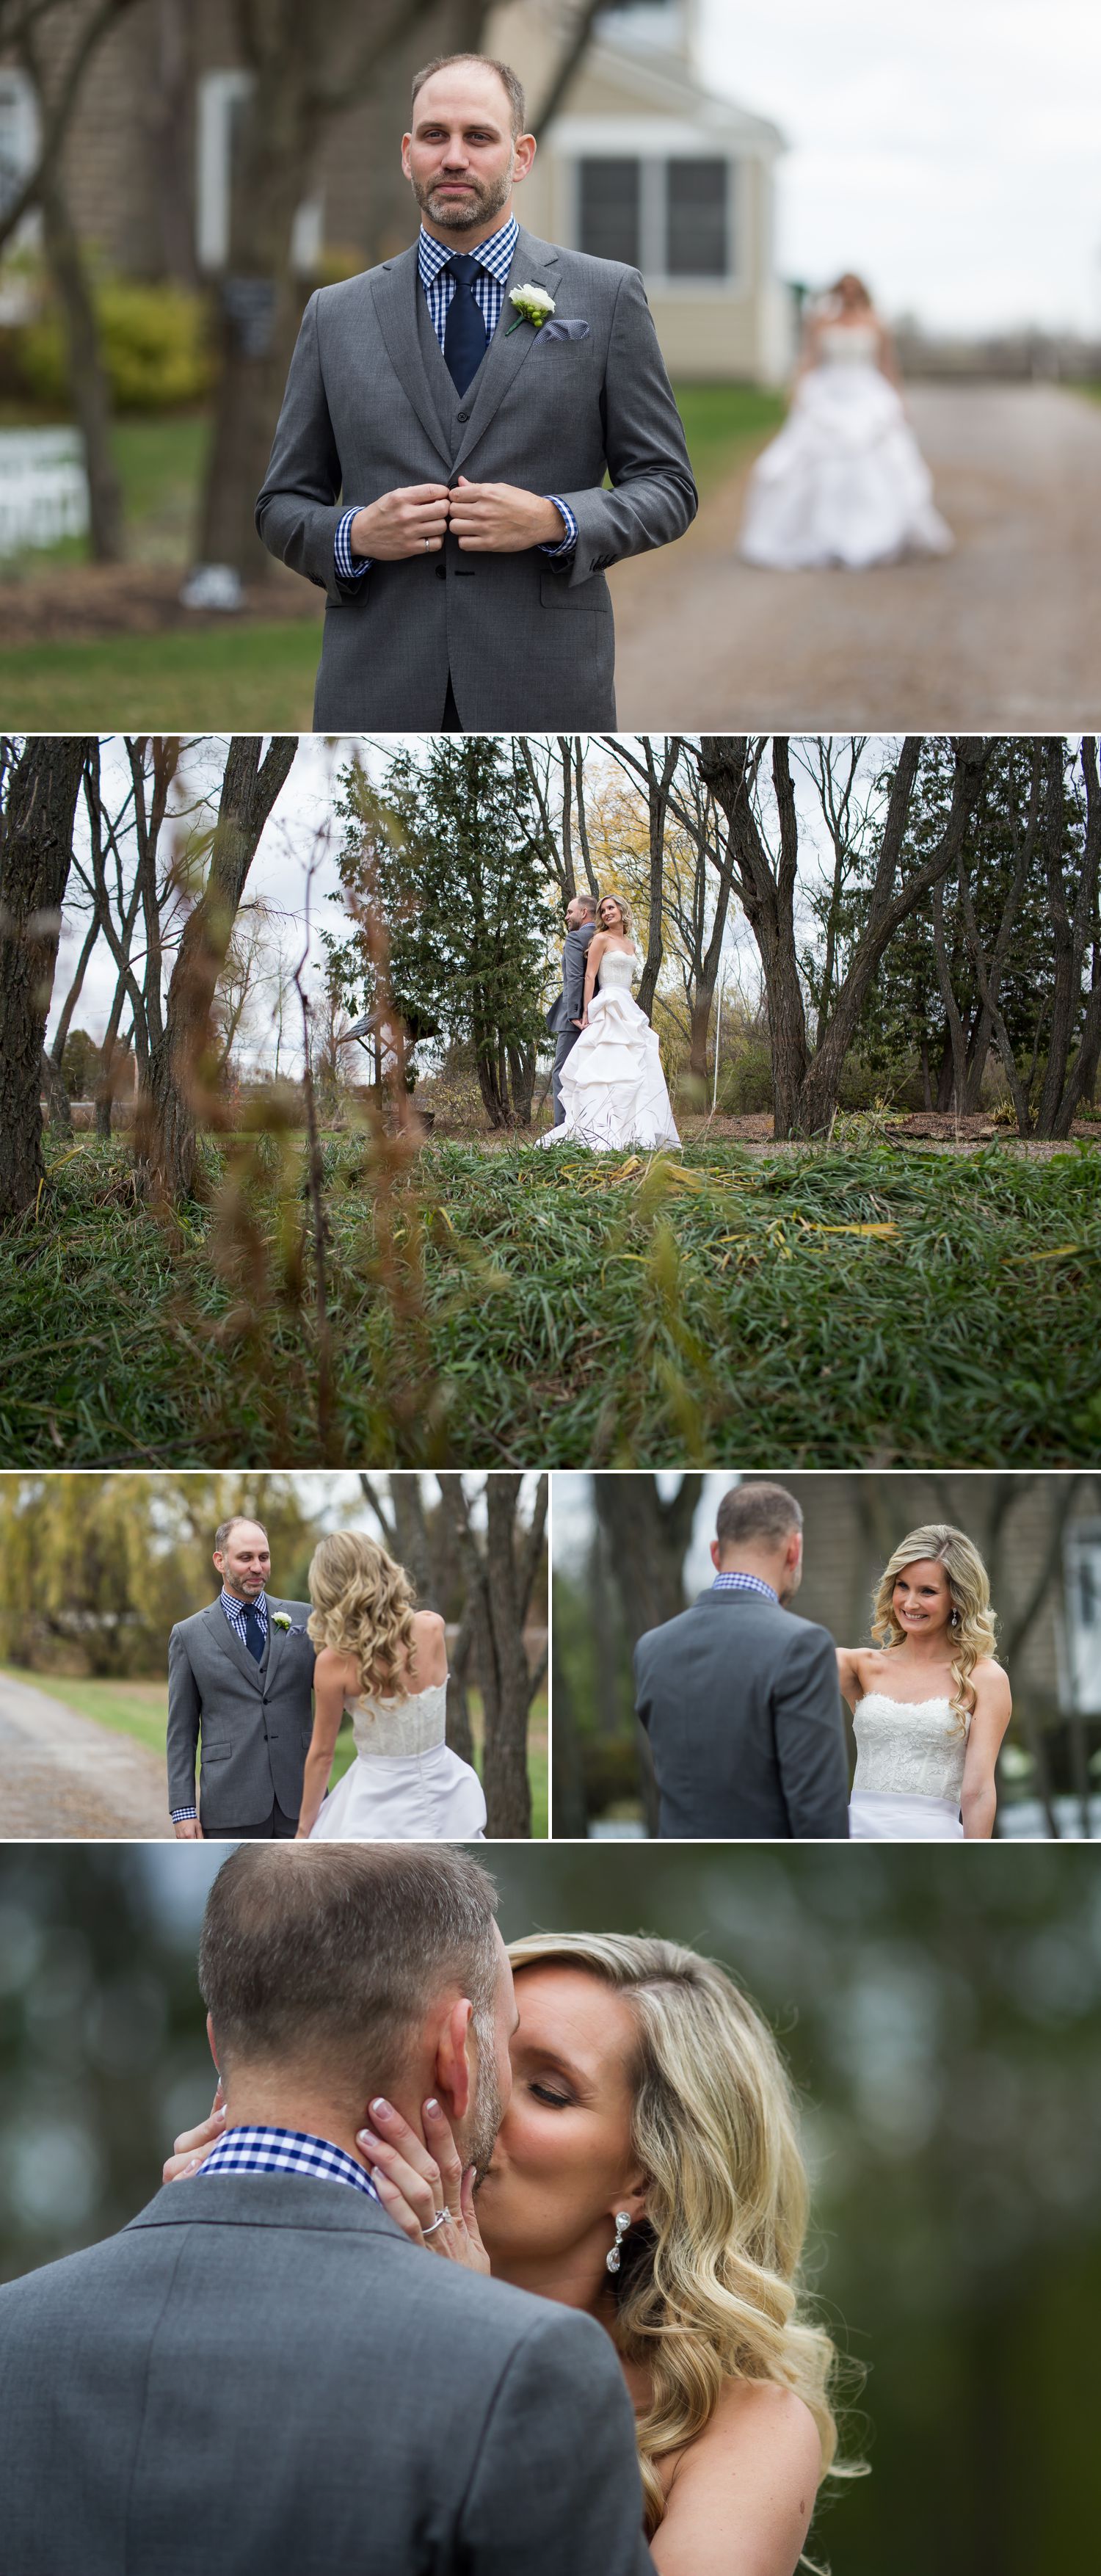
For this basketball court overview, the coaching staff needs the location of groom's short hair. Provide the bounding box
[575,892,597,915]
[716,1481,803,1553]
[213,1515,267,1555]
[199,1846,500,2102]
[411,54,526,139]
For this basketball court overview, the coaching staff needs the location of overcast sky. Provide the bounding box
[698,0,1101,333]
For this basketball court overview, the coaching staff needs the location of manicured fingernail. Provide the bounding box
[370,2097,392,2119]
[424,2098,440,2116]
[356,2128,382,2151]
[213,2106,227,2123]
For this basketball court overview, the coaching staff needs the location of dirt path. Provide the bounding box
[611,383,1101,730]
[0,1672,169,1839]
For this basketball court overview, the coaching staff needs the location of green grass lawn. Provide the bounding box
[0,382,782,726]
[3,1665,548,1834]
[2,1133,1099,1467]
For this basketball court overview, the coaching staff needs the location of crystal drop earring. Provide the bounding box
[606,2211,631,2275]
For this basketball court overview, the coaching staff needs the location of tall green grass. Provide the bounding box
[2,1134,1097,1466]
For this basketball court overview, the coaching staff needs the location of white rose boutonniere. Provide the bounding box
[506,283,556,337]
[272,1612,291,1631]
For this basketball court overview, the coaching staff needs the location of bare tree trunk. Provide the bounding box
[40,1043,71,1131]
[635,739,680,1023]
[35,159,124,561]
[0,737,90,1218]
[141,736,297,1200]
[592,1473,702,1835]
[930,872,967,1111]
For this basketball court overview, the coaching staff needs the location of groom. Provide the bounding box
[167,1516,315,1842]
[634,1481,851,1839]
[255,52,697,729]
[0,1846,650,2576]
[545,889,597,1127]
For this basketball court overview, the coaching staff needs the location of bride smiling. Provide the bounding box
[167,1931,859,2575]
[840,1524,1011,1840]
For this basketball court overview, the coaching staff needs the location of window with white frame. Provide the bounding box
[1064,1523,1101,1713]
[0,66,38,219]
[576,152,735,283]
[196,70,321,274]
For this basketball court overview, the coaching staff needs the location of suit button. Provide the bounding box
[435,563,446,579]
[457,408,470,422]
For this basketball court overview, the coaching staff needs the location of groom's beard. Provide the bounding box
[413,167,514,236]
[463,2014,506,2180]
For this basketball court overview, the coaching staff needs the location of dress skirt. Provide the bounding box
[849,1791,964,1841]
[310,1744,487,1841]
[545,987,680,1150]
[740,363,953,569]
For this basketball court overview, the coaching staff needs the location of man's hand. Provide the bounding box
[349,484,451,560]
[173,1816,203,1840]
[448,476,566,552]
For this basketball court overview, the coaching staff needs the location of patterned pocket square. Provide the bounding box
[539,319,590,342]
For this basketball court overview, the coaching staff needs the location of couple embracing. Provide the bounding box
[542,888,680,1150]
[636,1483,1012,1840]
[1,1844,850,2575]
[168,1514,485,1843]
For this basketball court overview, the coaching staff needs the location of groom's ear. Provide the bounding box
[206,2011,221,2078]
[431,1997,474,2123]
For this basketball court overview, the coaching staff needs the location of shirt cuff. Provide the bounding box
[170,1806,197,1823]
[335,507,371,580]
[539,496,578,557]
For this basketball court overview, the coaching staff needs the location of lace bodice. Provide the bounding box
[344,1678,448,1758]
[817,323,880,366]
[597,950,636,992]
[852,1694,970,1802]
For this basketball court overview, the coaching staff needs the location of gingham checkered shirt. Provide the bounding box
[334,215,578,581]
[711,1571,780,1603]
[170,1586,269,1825]
[194,2126,379,2201]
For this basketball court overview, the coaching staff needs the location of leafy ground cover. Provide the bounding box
[2,1133,1097,1468]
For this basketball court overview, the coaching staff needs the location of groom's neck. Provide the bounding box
[222,2068,426,2168]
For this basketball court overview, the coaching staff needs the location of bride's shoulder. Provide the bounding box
[660,2381,821,2554]
[970,1656,1010,1708]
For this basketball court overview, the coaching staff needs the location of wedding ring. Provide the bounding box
[422,2209,448,2235]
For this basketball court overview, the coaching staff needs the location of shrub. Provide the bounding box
[17,275,214,412]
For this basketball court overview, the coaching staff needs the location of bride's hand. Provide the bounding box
[355,2095,489,2274]
[162,2080,227,2183]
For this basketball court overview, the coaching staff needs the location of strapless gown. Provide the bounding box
[308,1679,486,1840]
[539,951,680,1150]
[740,324,953,569]
[849,1692,969,1840]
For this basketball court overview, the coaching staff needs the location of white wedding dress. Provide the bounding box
[308,1677,486,1841]
[540,950,680,1150]
[848,1693,969,1840]
[740,324,953,568]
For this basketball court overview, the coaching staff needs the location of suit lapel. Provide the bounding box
[205,1598,263,1694]
[451,232,563,477]
[265,1601,288,1688]
[370,250,453,471]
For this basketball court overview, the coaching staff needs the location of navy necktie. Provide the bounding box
[443,254,487,395]
[242,1601,265,1663]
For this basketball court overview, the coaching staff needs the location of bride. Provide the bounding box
[539,894,680,1152]
[740,272,953,570]
[298,1531,486,1841]
[839,1524,1011,1840]
[167,1931,859,2575]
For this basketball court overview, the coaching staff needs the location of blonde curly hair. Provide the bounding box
[307,1530,418,1701]
[597,890,633,937]
[871,1523,998,1720]
[506,1931,860,2547]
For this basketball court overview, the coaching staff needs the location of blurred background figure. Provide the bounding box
[740,273,953,568]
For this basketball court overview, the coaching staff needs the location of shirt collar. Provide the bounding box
[711,1570,780,1603]
[418,212,518,287]
[195,2126,379,2201]
[220,1585,267,1619]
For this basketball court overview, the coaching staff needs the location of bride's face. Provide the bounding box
[475,1966,645,2284]
[892,1559,953,1640]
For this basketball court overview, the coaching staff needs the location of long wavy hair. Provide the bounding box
[307,1531,418,1700]
[597,890,634,938]
[506,1931,859,2546]
[871,1523,998,1720]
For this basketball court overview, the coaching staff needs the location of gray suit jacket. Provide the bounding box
[546,919,596,1035]
[635,1588,851,1839]
[167,1597,315,1828]
[0,2172,651,2576]
[255,224,697,730]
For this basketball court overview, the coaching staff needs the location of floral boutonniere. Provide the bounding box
[506,283,556,336]
[272,1612,306,1636]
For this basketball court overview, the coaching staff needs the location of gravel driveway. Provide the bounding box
[611,382,1101,731]
[0,1671,169,1839]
